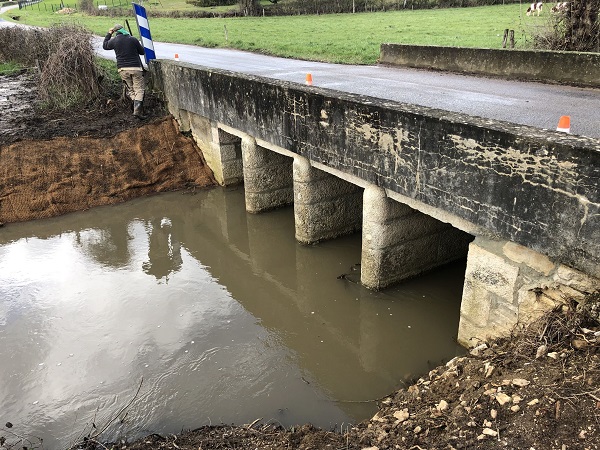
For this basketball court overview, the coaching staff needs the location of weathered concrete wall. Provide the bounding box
[242,135,293,213]
[150,60,600,281]
[184,110,243,186]
[361,185,472,290]
[458,237,600,346]
[294,157,363,244]
[379,44,600,87]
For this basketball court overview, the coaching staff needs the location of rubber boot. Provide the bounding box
[133,100,144,118]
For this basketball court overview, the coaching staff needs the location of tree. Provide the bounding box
[239,0,260,16]
[534,0,599,52]
[564,0,599,51]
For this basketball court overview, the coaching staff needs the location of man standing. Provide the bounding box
[103,24,146,117]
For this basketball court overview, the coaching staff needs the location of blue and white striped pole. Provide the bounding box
[132,2,155,65]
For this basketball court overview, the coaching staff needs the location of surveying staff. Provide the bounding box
[103,24,146,117]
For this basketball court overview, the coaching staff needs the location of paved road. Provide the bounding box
[2,14,598,139]
[112,41,600,140]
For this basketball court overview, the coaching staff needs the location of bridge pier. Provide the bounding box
[361,185,472,290]
[458,236,600,347]
[183,110,244,186]
[293,157,363,244]
[208,125,244,186]
[241,136,293,213]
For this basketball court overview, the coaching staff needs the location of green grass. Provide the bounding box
[0,61,22,75]
[3,1,548,64]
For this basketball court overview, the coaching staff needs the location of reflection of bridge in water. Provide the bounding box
[0,189,465,416]
[175,189,464,403]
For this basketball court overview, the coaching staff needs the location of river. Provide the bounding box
[0,187,465,449]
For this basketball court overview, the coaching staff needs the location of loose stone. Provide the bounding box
[437,400,449,411]
[496,393,512,405]
[393,409,409,423]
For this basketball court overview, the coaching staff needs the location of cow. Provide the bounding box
[526,2,543,16]
[551,2,569,13]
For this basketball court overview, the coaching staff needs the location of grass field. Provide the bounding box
[3,1,548,64]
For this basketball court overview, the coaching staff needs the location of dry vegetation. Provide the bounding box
[0,25,115,109]
[532,0,600,51]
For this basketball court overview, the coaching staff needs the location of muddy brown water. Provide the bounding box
[0,187,465,449]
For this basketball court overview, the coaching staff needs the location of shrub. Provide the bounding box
[531,0,599,51]
[264,0,521,15]
[0,25,117,110]
[186,0,236,6]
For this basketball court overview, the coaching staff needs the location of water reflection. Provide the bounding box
[142,218,183,281]
[0,188,465,449]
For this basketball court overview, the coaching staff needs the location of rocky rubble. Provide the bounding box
[352,293,600,450]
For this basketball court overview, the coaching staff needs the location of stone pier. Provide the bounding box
[293,157,363,245]
[241,135,293,214]
[361,185,472,290]
[184,110,243,186]
[458,237,600,347]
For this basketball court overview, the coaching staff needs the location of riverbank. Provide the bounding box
[0,72,216,225]
[124,300,600,449]
[0,71,598,450]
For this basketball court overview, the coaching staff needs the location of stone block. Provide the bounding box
[465,241,519,303]
[221,143,241,162]
[294,194,362,244]
[222,159,243,185]
[187,112,212,147]
[241,137,264,168]
[245,188,293,213]
[503,241,556,276]
[555,265,600,294]
[244,164,293,194]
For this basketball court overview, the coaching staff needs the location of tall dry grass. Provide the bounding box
[0,24,112,109]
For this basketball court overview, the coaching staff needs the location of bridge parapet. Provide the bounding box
[379,44,600,88]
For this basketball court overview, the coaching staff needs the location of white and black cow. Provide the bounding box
[551,2,569,13]
[526,2,543,16]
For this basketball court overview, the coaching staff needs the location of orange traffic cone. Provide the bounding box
[305,73,313,86]
[556,115,571,133]
[174,53,180,61]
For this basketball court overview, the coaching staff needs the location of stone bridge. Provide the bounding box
[150,60,599,347]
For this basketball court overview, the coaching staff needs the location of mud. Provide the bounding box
[0,72,216,224]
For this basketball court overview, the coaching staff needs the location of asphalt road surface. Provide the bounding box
[109,40,600,140]
[2,15,598,140]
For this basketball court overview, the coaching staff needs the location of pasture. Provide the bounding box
[4,1,548,64]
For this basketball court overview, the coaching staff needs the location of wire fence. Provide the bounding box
[18,0,129,10]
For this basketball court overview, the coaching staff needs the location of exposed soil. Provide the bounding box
[0,71,216,224]
[1,72,599,450]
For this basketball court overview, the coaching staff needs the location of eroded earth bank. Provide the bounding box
[1,72,599,450]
